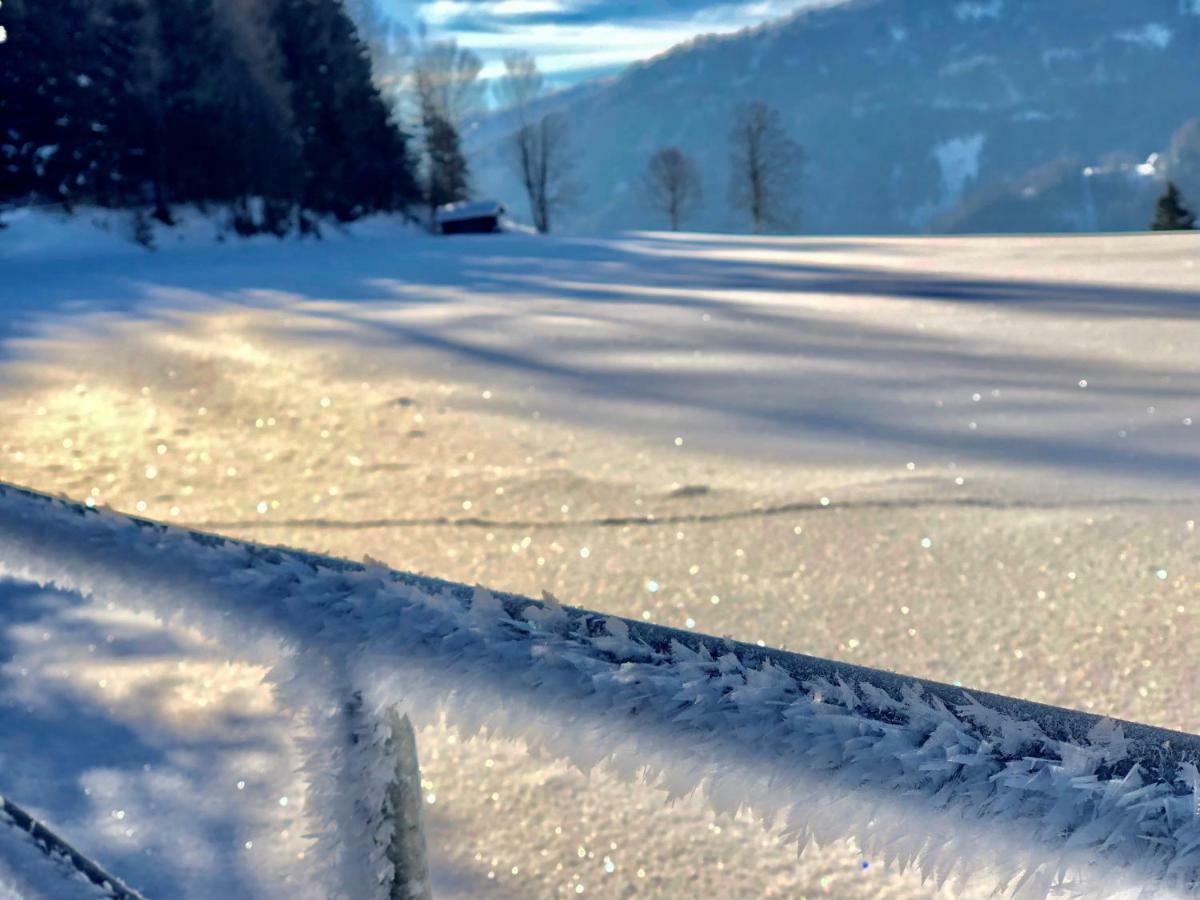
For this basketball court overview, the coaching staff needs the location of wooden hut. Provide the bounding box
[435,200,506,235]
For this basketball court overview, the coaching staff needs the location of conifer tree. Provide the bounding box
[1151,181,1196,231]
[342,0,410,111]
[411,39,479,220]
[1,0,140,208]
[208,0,302,231]
[2,0,420,228]
[269,0,418,220]
[421,110,470,214]
[134,0,234,220]
[94,0,153,208]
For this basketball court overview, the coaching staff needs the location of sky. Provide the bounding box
[386,0,834,87]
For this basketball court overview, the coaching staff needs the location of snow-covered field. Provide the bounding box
[0,215,1198,897]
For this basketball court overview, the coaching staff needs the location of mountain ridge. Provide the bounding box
[468,0,1200,234]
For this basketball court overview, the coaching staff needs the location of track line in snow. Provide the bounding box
[192,493,1199,533]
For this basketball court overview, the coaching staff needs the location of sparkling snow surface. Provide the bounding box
[0,222,1198,897]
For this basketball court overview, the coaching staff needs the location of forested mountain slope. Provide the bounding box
[469,0,1200,234]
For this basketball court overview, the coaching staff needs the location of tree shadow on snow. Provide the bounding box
[0,578,291,898]
[3,233,1199,487]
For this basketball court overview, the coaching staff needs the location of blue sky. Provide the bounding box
[385,0,833,87]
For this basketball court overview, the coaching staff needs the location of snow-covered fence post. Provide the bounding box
[0,794,147,899]
[383,710,431,900]
[346,696,432,900]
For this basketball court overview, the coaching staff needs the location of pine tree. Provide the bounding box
[1,0,140,209]
[342,0,410,111]
[212,49,300,234]
[1151,181,1196,231]
[420,108,470,216]
[94,0,153,209]
[132,0,211,218]
[268,0,418,221]
[2,0,420,228]
[209,0,302,231]
[411,40,479,222]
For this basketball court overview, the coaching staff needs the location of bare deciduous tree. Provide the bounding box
[493,51,543,116]
[728,101,804,233]
[643,146,702,230]
[496,53,575,234]
[515,111,575,234]
[411,39,484,125]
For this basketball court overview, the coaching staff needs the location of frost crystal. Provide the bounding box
[0,484,1198,899]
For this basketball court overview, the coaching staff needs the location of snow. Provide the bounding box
[1,485,1198,899]
[0,207,419,264]
[2,216,1200,897]
[0,208,152,262]
[460,0,1200,235]
[434,201,506,225]
[933,133,986,205]
[1042,47,1083,65]
[1137,153,1161,176]
[954,1,1004,23]
[938,55,998,78]
[0,576,311,899]
[1116,24,1173,49]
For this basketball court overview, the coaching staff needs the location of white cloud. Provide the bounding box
[419,0,570,26]
[461,20,719,75]
[1116,23,1172,49]
[414,0,836,81]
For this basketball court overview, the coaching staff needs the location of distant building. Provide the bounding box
[435,200,506,235]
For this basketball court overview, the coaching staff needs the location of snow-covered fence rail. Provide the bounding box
[1,481,1199,899]
[0,793,146,900]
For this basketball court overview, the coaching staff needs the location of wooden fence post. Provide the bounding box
[383,710,433,900]
[347,695,433,900]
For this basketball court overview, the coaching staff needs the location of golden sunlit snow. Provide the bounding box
[1,231,1197,897]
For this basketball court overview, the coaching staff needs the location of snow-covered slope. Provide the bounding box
[2,224,1200,897]
[468,0,1200,234]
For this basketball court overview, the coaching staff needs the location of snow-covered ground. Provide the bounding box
[0,215,1198,897]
